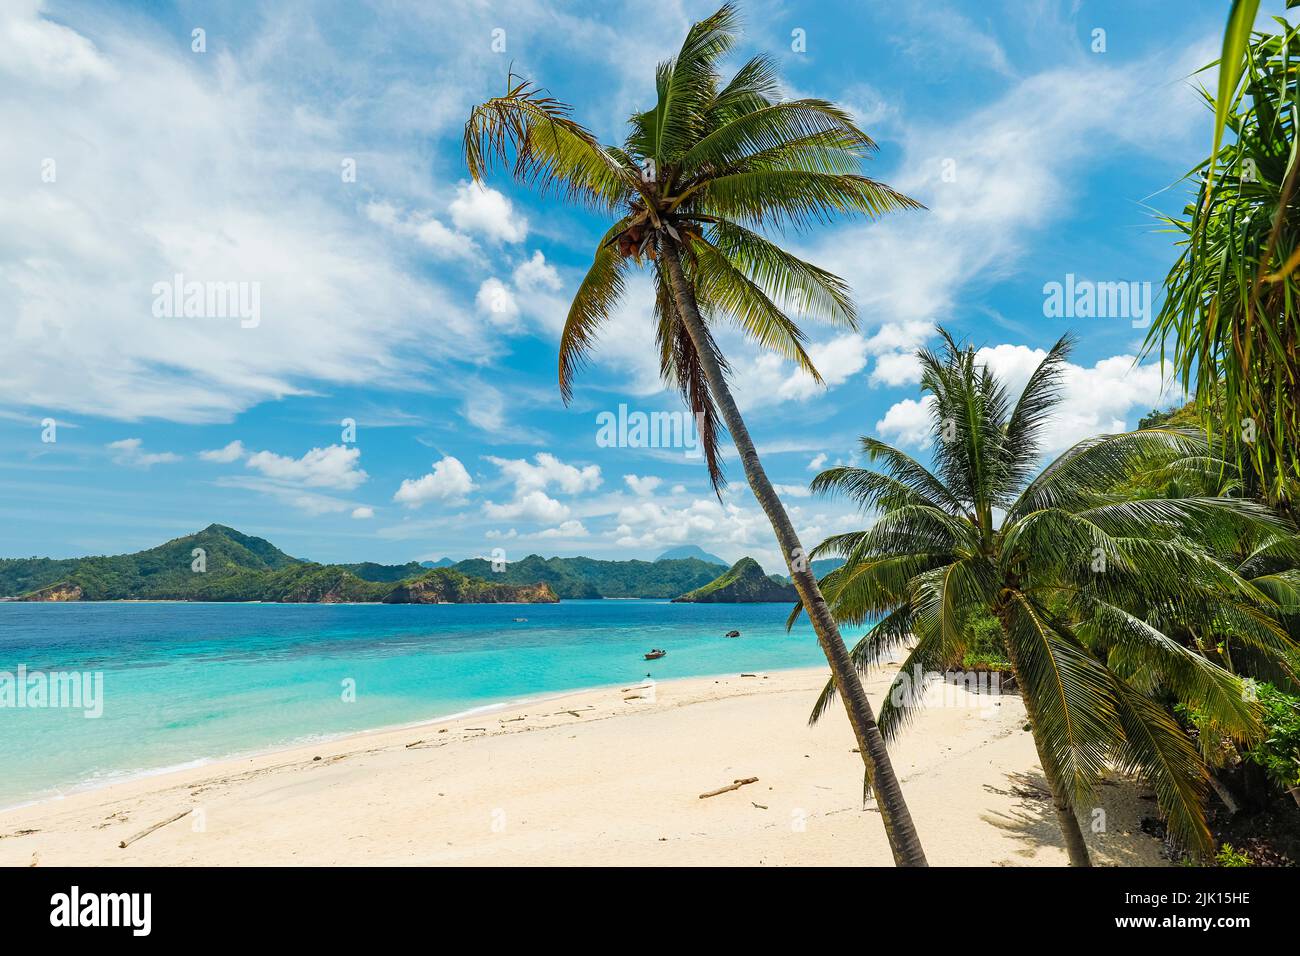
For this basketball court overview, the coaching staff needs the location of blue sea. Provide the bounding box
[0,600,838,808]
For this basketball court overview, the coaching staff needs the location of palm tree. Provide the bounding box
[803,329,1292,864]
[1149,18,1300,508]
[463,4,928,865]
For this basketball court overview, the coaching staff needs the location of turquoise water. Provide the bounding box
[0,600,837,807]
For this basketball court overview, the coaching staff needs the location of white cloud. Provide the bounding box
[245,444,367,491]
[107,438,180,468]
[475,277,520,328]
[455,378,545,443]
[393,455,475,507]
[773,483,812,497]
[216,476,353,516]
[608,496,848,573]
[870,350,923,387]
[623,474,662,496]
[0,1,116,88]
[513,251,562,293]
[890,2,1015,79]
[875,397,936,449]
[535,519,588,539]
[874,347,1180,455]
[483,490,570,524]
[351,506,375,519]
[731,333,871,410]
[448,182,527,243]
[364,200,478,262]
[807,453,828,471]
[977,346,1179,454]
[488,453,601,496]
[199,440,246,463]
[480,452,626,528]
[0,3,482,422]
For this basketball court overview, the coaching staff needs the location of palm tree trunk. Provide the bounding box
[659,240,927,867]
[997,622,1092,867]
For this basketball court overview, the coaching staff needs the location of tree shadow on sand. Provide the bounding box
[979,770,1167,866]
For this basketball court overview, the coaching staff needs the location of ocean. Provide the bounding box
[0,600,841,807]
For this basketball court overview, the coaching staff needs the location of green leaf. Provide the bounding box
[1209,1,1262,192]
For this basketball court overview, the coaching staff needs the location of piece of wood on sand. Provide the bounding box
[698,777,759,799]
[118,809,191,849]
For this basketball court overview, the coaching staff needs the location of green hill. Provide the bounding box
[342,561,429,583]
[0,528,730,602]
[447,554,722,599]
[0,526,555,604]
[811,558,844,578]
[671,557,799,603]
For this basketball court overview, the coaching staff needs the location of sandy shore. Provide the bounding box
[0,666,1169,866]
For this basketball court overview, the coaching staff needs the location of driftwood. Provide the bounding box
[118,809,191,849]
[698,777,759,799]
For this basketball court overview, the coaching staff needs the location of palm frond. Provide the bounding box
[689,236,822,379]
[694,170,922,231]
[1010,428,1210,518]
[1003,591,1117,801]
[682,99,874,174]
[707,219,856,326]
[1108,676,1213,854]
[559,219,631,402]
[630,3,740,170]
[808,606,914,725]
[464,74,635,211]
[998,333,1074,489]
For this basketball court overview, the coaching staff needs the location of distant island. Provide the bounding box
[672,557,799,603]
[0,525,765,603]
[654,544,727,565]
[1,526,557,604]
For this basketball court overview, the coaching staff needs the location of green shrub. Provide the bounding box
[959,611,1011,670]
[962,651,1011,672]
[1214,843,1253,867]
[1244,683,1300,794]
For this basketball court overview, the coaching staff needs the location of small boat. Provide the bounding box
[513,617,528,623]
[725,630,741,638]
[644,649,667,660]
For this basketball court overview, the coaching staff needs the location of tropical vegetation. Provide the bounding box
[802,329,1300,865]
[1148,12,1300,507]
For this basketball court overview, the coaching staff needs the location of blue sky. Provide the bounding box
[0,0,1246,570]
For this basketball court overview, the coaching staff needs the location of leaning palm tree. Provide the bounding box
[802,329,1293,864]
[463,4,928,865]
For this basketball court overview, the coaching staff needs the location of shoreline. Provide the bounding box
[0,666,1171,866]
[0,674,674,814]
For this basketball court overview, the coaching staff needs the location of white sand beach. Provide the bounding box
[0,666,1169,866]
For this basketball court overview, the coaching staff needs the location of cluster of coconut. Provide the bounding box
[617,223,654,259]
